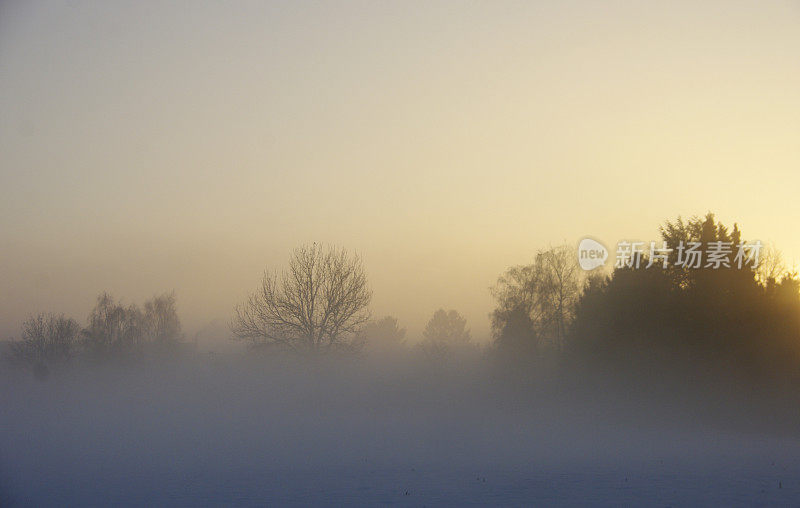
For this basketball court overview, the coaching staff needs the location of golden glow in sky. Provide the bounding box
[1,1,798,340]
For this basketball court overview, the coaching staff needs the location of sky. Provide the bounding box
[1,0,798,342]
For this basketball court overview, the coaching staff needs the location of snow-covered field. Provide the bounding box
[2,355,799,506]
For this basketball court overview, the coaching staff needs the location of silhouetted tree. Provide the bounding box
[83,292,183,357]
[569,213,800,388]
[491,244,582,356]
[537,245,582,350]
[232,244,372,352]
[143,291,182,344]
[11,314,80,378]
[83,293,146,357]
[360,316,406,351]
[491,264,537,355]
[756,243,787,286]
[418,309,471,358]
[493,306,537,358]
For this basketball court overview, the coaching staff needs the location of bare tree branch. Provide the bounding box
[231,244,372,353]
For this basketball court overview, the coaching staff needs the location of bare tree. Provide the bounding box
[11,313,80,377]
[491,244,582,354]
[756,243,787,285]
[536,245,582,350]
[83,293,146,356]
[143,291,182,344]
[83,291,183,357]
[232,244,372,352]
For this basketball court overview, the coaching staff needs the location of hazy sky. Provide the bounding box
[1,0,798,341]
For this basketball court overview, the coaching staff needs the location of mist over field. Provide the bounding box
[4,219,799,507]
[3,0,800,506]
[4,348,800,507]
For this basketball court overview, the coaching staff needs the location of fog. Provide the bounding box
[3,347,800,506]
[3,1,800,505]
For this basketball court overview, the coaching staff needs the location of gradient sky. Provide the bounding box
[1,0,798,341]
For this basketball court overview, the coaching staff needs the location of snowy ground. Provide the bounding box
[2,356,799,506]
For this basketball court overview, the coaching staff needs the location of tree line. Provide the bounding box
[229,243,475,358]
[7,292,182,378]
[567,214,800,389]
[7,213,800,390]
